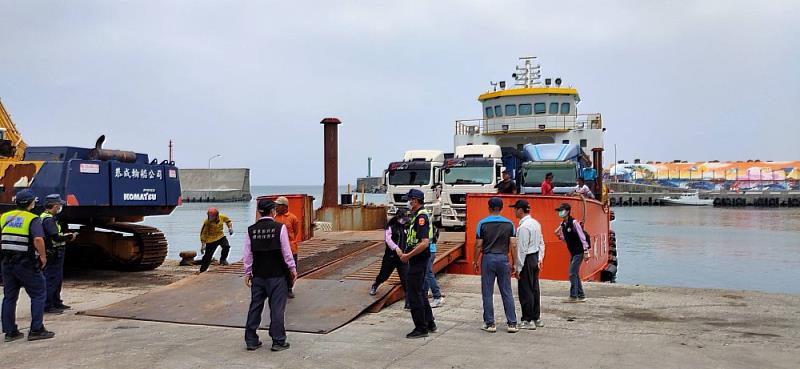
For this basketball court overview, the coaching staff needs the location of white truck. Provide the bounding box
[440,145,505,229]
[385,150,445,223]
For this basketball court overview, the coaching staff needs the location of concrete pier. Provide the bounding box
[609,191,800,207]
[179,168,252,202]
[355,176,384,193]
[1,263,797,369]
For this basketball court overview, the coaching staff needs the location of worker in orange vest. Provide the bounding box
[273,197,302,298]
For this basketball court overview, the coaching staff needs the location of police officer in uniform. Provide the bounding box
[41,194,76,314]
[399,189,436,339]
[1,189,55,341]
[243,199,297,352]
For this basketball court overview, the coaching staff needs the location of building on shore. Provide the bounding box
[607,160,800,191]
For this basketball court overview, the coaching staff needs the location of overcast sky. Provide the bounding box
[1,0,798,185]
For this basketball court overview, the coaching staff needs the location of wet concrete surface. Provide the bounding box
[1,262,798,369]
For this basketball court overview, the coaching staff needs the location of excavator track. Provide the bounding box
[72,222,168,271]
[103,223,169,270]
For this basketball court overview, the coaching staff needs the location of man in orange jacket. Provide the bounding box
[273,197,302,298]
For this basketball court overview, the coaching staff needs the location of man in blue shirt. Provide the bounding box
[473,197,518,333]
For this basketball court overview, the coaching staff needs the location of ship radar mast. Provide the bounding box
[512,56,542,88]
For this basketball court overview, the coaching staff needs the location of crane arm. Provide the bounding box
[0,98,27,161]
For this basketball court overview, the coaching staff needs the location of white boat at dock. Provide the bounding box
[661,193,714,206]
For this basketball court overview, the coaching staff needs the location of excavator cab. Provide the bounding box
[0,128,18,158]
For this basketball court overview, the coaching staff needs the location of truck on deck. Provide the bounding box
[519,143,597,195]
[385,150,444,223]
[440,145,505,229]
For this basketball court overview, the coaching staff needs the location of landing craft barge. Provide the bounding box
[445,57,615,281]
[383,57,617,281]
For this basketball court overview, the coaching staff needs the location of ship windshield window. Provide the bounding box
[522,166,576,187]
[494,105,503,117]
[505,104,517,116]
[534,103,546,114]
[560,103,571,114]
[549,102,559,114]
[519,104,532,115]
[485,107,494,118]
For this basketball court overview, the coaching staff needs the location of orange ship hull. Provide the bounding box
[447,193,613,282]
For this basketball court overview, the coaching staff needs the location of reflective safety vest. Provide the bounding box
[40,212,66,248]
[1,209,37,253]
[406,208,433,249]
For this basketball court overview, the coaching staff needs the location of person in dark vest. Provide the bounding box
[40,194,77,314]
[555,203,590,303]
[399,189,436,339]
[370,209,409,296]
[243,199,297,352]
[1,189,55,341]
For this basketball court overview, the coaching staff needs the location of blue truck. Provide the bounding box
[519,143,596,195]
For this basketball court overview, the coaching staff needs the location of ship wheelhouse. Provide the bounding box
[454,57,604,154]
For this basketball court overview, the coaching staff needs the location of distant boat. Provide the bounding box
[661,193,714,206]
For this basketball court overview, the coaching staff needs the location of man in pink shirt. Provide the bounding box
[243,199,297,352]
[541,172,554,195]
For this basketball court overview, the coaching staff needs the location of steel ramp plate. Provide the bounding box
[81,272,380,334]
[81,231,465,334]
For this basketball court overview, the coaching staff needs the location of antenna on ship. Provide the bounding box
[512,56,541,88]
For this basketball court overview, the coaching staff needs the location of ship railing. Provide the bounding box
[455,113,602,136]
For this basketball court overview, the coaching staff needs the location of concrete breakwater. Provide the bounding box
[609,191,800,207]
[180,168,252,202]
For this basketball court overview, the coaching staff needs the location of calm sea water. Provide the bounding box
[143,186,385,262]
[144,186,800,294]
[612,206,800,294]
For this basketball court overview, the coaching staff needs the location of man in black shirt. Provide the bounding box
[495,170,516,194]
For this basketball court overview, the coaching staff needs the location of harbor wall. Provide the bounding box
[355,176,384,193]
[180,168,252,202]
[609,191,800,207]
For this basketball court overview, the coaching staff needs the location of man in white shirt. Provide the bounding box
[511,200,545,330]
[571,177,594,199]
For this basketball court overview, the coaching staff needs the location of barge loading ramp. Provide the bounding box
[82,231,464,334]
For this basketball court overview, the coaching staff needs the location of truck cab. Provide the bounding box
[441,145,504,229]
[385,150,445,223]
[519,143,596,195]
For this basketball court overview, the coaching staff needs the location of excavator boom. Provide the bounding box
[0,98,27,161]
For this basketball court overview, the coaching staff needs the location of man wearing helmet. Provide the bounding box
[198,207,234,273]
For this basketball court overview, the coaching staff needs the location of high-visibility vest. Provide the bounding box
[40,212,66,248]
[406,208,433,249]
[1,209,37,253]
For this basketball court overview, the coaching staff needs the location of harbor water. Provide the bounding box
[143,186,385,262]
[144,186,800,295]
